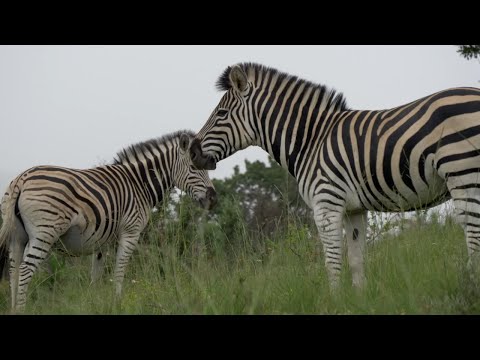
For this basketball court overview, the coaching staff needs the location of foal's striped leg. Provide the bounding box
[113,231,141,297]
[15,232,58,312]
[8,223,29,311]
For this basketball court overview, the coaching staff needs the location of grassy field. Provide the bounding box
[1,213,480,315]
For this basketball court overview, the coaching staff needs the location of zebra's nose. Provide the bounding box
[190,139,217,170]
[205,156,217,170]
[206,187,217,209]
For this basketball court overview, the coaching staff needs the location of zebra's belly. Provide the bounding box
[56,226,114,256]
[377,185,449,212]
[362,168,449,212]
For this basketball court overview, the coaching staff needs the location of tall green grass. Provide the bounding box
[1,207,479,314]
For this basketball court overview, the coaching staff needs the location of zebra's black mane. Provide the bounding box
[113,129,195,165]
[216,62,349,111]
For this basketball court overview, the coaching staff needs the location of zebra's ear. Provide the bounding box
[229,65,248,93]
[179,133,191,153]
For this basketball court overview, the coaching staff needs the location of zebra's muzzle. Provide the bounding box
[199,187,217,210]
[190,139,217,170]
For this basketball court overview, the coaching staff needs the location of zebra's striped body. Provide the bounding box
[190,62,480,289]
[0,131,216,312]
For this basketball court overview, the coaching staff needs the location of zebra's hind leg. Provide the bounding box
[345,211,368,289]
[313,205,345,290]
[14,233,58,313]
[113,232,141,297]
[447,177,480,279]
[8,219,29,312]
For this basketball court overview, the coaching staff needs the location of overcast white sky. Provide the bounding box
[0,45,479,193]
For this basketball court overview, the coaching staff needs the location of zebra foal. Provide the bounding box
[0,130,216,312]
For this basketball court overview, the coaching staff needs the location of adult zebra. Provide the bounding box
[0,130,216,312]
[189,62,480,289]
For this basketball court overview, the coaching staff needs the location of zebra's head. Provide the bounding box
[175,133,217,210]
[190,64,256,170]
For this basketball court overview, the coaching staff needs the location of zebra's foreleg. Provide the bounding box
[345,211,367,289]
[90,250,106,284]
[113,232,141,297]
[448,182,480,279]
[313,206,344,290]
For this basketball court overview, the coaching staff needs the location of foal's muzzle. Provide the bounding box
[199,187,217,210]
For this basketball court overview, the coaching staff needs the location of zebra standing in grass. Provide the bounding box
[189,62,480,289]
[0,130,217,312]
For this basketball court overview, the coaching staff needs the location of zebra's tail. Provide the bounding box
[0,180,22,281]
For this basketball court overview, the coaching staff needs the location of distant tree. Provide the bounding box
[209,157,312,238]
[457,45,480,60]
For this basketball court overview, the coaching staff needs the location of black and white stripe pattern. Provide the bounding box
[0,130,216,312]
[190,62,480,288]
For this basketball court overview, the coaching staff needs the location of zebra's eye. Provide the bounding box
[216,109,229,117]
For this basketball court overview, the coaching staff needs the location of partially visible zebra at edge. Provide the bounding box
[0,130,217,313]
[189,62,480,290]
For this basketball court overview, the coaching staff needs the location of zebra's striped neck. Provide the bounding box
[113,131,194,207]
[239,63,348,176]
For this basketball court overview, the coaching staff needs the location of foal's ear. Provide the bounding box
[179,133,191,153]
[229,65,248,93]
